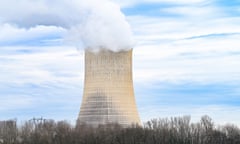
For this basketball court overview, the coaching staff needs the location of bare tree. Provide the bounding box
[0,120,17,144]
[1,116,240,144]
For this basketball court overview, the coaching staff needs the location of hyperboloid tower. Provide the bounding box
[77,49,141,127]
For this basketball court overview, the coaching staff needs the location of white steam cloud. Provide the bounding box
[0,0,134,51]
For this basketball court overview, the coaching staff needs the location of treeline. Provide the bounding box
[1,115,240,144]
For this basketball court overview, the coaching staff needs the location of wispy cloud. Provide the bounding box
[114,0,209,8]
[0,47,83,121]
[125,0,240,85]
[0,24,66,47]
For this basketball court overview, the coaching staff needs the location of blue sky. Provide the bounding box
[0,0,240,125]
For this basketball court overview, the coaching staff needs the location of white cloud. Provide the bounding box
[0,0,134,51]
[113,0,209,8]
[0,24,66,46]
[128,15,240,42]
[0,0,79,28]
[160,5,220,18]
[133,35,240,84]
[0,46,83,85]
[127,5,240,84]
[0,46,84,121]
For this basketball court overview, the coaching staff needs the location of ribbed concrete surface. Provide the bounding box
[78,49,141,127]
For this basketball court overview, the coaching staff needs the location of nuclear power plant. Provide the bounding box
[77,49,141,127]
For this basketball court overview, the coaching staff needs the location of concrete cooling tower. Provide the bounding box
[77,49,141,127]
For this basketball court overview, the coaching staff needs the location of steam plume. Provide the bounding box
[0,0,134,51]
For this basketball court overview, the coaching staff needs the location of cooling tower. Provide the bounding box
[78,49,141,127]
